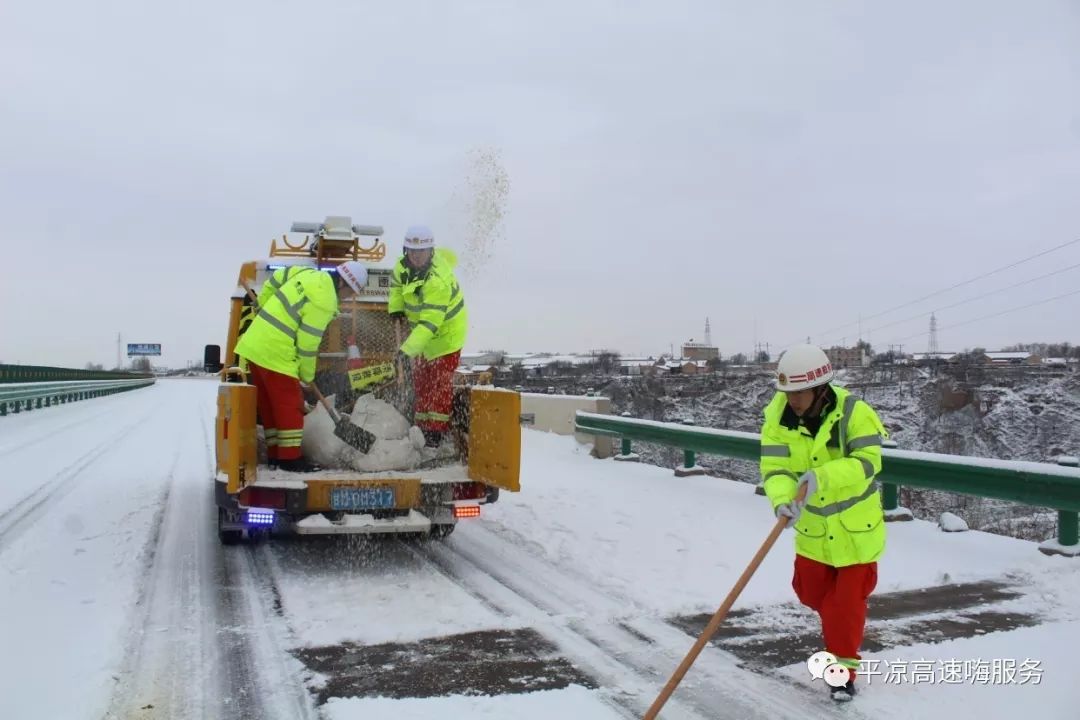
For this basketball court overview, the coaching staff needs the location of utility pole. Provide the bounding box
[116,333,122,371]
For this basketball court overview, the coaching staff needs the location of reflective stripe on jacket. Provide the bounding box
[234,266,338,382]
[761,385,889,567]
[388,248,467,360]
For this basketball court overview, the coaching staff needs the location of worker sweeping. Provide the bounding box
[388,225,467,448]
[760,343,888,702]
[235,260,369,472]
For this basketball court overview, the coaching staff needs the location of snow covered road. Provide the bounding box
[1,378,1078,719]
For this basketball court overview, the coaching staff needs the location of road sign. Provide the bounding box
[127,343,162,356]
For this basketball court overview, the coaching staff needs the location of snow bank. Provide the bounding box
[302,394,427,472]
[939,511,969,532]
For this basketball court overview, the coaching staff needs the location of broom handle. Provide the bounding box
[642,484,807,720]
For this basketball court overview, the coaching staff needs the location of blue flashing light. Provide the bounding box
[266,264,339,274]
[246,509,275,526]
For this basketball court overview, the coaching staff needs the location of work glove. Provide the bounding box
[775,502,801,529]
[796,470,819,506]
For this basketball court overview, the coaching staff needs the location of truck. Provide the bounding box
[205,216,521,544]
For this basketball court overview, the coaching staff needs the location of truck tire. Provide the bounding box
[218,508,244,546]
[430,524,456,539]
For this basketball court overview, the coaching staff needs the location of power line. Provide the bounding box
[791,236,1080,347]
[882,287,1080,346]
[818,259,1080,347]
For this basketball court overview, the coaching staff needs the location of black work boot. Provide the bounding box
[830,679,857,702]
[276,457,324,473]
[422,429,444,448]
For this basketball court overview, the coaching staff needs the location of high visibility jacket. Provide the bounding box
[234,266,338,383]
[760,385,889,568]
[389,248,467,360]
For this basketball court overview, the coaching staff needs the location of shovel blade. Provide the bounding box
[335,419,376,454]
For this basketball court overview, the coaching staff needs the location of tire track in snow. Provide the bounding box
[0,409,155,555]
[406,529,868,720]
[106,401,316,720]
[221,544,319,720]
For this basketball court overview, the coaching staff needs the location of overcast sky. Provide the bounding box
[3,0,1079,368]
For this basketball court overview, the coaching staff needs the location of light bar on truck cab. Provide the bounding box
[266,264,338,273]
[453,505,481,519]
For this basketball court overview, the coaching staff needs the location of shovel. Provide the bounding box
[642,482,810,719]
[306,382,376,454]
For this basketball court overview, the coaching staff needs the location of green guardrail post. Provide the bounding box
[613,411,640,462]
[1040,455,1080,557]
[675,417,706,477]
[881,438,913,522]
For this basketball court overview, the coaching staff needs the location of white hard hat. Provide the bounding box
[403,224,435,251]
[337,261,368,293]
[776,344,834,391]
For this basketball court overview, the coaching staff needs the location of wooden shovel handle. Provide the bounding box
[642,482,808,719]
[306,382,340,423]
[393,321,405,386]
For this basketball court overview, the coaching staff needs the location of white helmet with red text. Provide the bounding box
[776,344,834,391]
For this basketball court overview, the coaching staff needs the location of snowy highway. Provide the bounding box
[1,379,1079,719]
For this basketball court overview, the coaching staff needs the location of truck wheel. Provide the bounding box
[430,524,456,539]
[218,508,244,546]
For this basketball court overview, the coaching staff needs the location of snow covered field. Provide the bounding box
[1,378,1078,719]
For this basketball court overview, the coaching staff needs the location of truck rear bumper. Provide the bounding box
[293,508,439,535]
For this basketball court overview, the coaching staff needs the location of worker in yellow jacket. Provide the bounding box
[235,260,368,472]
[388,225,467,448]
[760,344,888,702]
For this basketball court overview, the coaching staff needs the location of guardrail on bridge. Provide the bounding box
[0,365,155,416]
[574,411,1080,557]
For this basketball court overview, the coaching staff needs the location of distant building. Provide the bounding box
[682,342,719,362]
[825,345,868,369]
[911,352,957,365]
[984,351,1041,366]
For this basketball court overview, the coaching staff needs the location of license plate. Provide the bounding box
[330,486,396,510]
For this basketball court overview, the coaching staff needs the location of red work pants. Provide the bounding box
[248,363,305,461]
[792,554,878,681]
[413,351,461,432]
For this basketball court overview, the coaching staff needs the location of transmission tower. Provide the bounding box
[928,313,940,357]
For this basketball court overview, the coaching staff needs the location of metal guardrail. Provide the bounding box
[0,379,156,416]
[0,364,151,383]
[575,411,1080,554]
